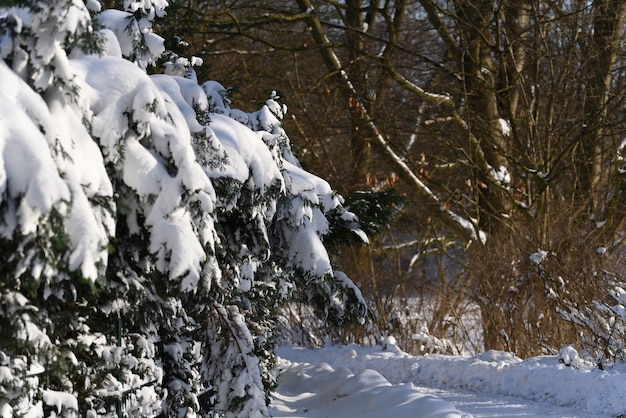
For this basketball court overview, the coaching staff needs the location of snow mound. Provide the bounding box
[271,358,470,418]
[275,344,626,417]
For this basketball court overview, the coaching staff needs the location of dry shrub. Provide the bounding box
[277,223,483,356]
[277,200,625,364]
[468,202,626,362]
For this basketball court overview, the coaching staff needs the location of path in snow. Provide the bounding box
[271,343,625,418]
[414,385,608,417]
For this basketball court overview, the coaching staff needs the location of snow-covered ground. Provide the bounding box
[270,341,626,417]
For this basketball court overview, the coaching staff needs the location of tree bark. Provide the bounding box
[455,0,513,232]
[579,0,626,220]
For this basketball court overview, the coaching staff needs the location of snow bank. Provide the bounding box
[274,343,626,417]
[271,359,469,418]
[414,350,626,416]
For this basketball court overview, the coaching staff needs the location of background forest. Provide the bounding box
[152,0,626,359]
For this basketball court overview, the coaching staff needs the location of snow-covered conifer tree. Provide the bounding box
[95,0,166,68]
[0,1,367,416]
[0,0,117,415]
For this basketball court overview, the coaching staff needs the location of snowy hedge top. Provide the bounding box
[0,0,365,291]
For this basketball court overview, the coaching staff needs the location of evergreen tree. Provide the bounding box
[0,1,115,415]
[0,0,367,416]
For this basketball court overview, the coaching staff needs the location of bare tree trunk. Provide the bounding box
[501,0,532,119]
[579,0,626,221]
[454,0,513,232]
[345,0,373,191]
[454,0,533,351]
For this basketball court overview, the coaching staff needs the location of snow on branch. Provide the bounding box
[0,2,370,416]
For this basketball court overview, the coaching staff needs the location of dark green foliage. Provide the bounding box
[0,1,367,417]
[324,188,405,251]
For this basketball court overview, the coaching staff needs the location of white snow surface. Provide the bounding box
[271,342,626,418]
